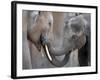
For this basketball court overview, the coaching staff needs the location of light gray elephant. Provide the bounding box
[23,11,90,69]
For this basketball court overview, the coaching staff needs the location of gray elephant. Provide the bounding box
[23,11,90,69]
[78,13,91,66]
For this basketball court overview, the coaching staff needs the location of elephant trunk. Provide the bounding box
[43,44,71,67]
[47,12,69,56]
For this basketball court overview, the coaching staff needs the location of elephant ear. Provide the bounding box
[30,11,39,22]
[78,36,90,66]
[77,14,91,66]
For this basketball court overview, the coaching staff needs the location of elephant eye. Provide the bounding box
[72,35,78,40]
[48,21,51,27]
[71,23,82,33]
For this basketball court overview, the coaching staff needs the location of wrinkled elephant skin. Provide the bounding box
[23,11,88,68]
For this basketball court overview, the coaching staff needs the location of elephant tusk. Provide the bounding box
[45,45,52,61]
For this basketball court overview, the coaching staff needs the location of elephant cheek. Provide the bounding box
[32,35,42,51]
[35,42,41,51]
[28,32,42,51]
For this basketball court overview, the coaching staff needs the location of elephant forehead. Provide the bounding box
[68,15,85,33]
[70,22,84,33]
[39,12,53,21]
[38,13,53,24]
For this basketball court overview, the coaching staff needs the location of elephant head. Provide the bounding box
[28,12,86,67]
[28,11,53,51]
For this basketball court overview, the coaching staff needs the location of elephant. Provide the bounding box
[78,13,91,66]
[22,11,90,69]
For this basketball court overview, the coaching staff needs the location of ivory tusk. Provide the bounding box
[45,45,52,61]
